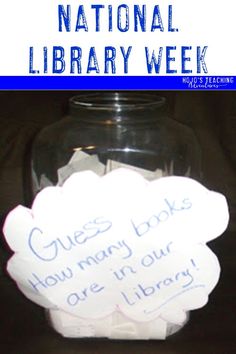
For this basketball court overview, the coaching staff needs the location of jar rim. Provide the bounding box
[69,92,166,112]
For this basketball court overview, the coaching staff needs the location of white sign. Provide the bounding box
[3,169,229,325]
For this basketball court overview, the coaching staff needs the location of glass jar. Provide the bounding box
[30,92,201,340]
[31,92,201,194]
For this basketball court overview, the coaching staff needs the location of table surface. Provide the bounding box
[0,231,235,354]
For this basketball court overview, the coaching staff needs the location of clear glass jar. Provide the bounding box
[30,92,201,340]
[31,92,201,194]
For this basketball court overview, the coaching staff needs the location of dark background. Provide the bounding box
[0,91,235,354]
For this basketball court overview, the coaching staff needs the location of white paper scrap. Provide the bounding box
[39,174,53,189]
[106,159,163,180]
[49,309,168,339]
[68,150,90,164]
[57,155,105,185]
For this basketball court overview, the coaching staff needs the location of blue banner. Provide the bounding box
[0,76,235,90]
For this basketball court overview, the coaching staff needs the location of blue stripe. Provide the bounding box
[0,76,235,90]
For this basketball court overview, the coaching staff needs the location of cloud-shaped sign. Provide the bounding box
[3,169,229,326]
